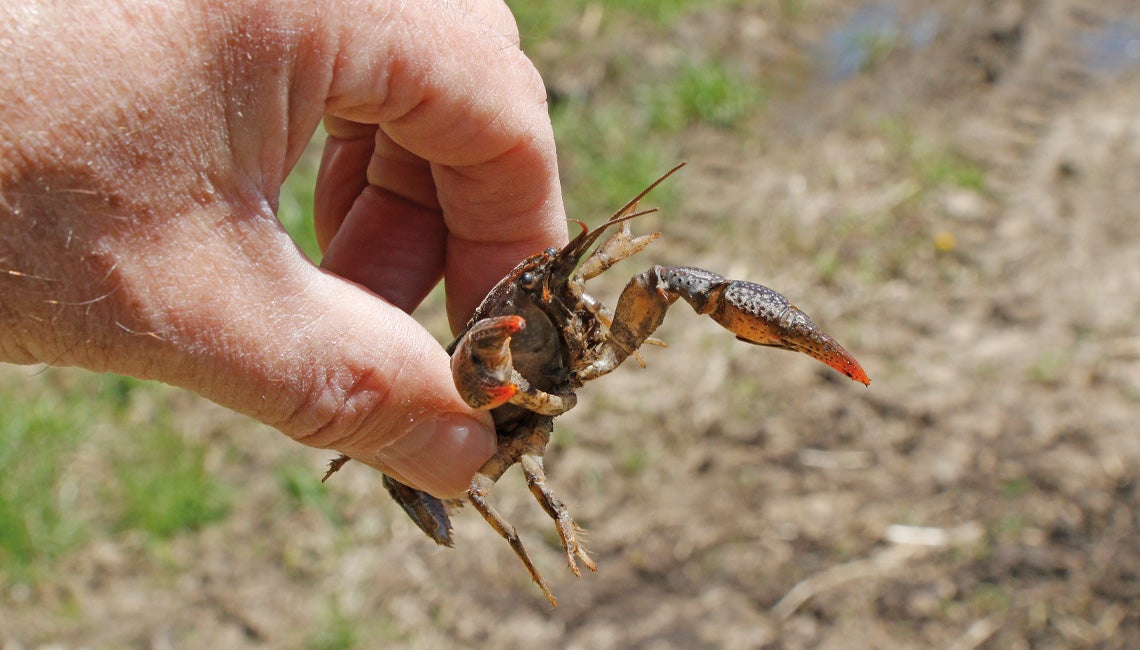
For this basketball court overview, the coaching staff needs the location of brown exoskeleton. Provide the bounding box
[326,164,869,605]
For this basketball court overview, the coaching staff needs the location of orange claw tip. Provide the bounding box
[465,315,527,351]
[798,336,870,386]
[502,315,526,333]
[833,355,871,386]
[484,314,525,335]
[479,382,519,410]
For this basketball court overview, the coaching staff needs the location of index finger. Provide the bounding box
[320,0,569,327]
[435,150,569,330]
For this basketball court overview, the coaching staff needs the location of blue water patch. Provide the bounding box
[1077,18,1140,76]
[823,2,942,81]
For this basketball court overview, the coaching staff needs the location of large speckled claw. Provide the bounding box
[586,265,870,386]
[714,280,870,385]
[660,266,871,385]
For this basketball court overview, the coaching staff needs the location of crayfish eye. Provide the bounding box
[519,271,541,290]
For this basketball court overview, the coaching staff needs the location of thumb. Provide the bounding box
[269,271,497,498]
[102,208,495,498]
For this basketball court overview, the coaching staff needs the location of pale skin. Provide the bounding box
[0,0,569,498]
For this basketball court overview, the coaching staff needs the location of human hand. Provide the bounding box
[0,0,568,497]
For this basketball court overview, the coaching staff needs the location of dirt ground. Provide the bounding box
[3,0,1140,648]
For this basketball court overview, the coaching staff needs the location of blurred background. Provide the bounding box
[3,0,1139,647]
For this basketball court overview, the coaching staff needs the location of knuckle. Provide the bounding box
[276,364,395,452]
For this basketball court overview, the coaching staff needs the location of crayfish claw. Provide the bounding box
[713,280,871,386]
[452,316,579,415]
[603,266,870,385]
[451,315,525,410]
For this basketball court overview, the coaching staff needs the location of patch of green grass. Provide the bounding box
[509,3,573,41]
[0,367,240,581]
[803,117,991,284]
[1027,348,1072,385]
[279,130,324,262]
[101,373,146,413]
[111,423,230,539]
[994,513,1029,537]
[277,465,341,525]
[601,0,712,23]
[307,601,358,650]
[0,378,90,578]
[880,118,987,192]
[548,422,578,452]
[969,582,1012,615]
[509,0,768,219]
[807,204,920,285]
[510,0,734,39]
[919,151,986,191]
[550,58,766,218]
[855,31,900,74]
[1001,476,1031,499]
[551,100,674,219]
[619,447,652,477]
[778,0,808,21]
[646,61,767,131]
[305,599,409,649]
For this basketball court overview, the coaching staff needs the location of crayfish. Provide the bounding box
[326,163,869,605]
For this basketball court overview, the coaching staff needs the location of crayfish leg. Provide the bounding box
[575,221,661,284]
[579,292,664,368]
[507,370,578,416]
[468,471,557,606]
[321,454,351,482]
[520,453,597,577]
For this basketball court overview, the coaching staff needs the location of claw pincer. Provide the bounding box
[452,313,578,418]
[450,315,525,409]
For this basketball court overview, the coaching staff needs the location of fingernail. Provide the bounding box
[379,414,496,498]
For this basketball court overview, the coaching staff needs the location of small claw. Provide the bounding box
[575,220,662,284]
[451,315,525,409]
